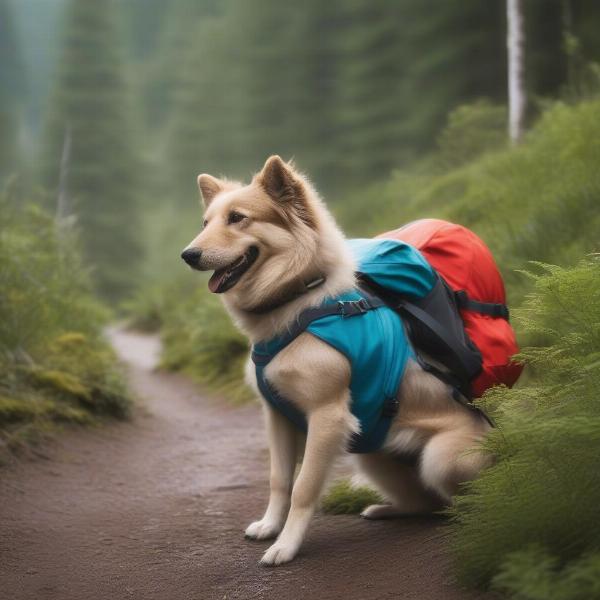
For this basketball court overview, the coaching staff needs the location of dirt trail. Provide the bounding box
[0,329,492,600]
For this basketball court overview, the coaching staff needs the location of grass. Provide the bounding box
[159,280,254,404]
[321,479,383,515]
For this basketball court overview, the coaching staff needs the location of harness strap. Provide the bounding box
[415,356,495,428]
[455,290,509,320]
[251,290,397,453]
[255,366,308,432]
[251,292,386,366]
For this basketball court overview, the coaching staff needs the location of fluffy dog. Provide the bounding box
[181,155,491,566]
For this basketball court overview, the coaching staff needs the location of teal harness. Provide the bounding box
[251,239,436,453]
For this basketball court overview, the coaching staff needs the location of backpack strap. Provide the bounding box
[397,299,482,386]
[455,290,510,320]
[414,356,495,428]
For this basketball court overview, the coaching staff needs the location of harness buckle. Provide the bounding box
[338,298,370,317]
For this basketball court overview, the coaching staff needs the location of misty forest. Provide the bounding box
[1,1,600,598]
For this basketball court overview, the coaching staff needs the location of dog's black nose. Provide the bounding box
[181,247,202,267]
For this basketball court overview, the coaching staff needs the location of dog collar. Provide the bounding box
[245,275,327,315]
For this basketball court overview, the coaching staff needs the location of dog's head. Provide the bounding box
[182,155,327,311]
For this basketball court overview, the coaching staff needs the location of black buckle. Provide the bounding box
[338,298,370,317]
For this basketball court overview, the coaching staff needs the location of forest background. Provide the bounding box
[1,1,600,598]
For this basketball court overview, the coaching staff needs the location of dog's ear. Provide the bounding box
[258,155,315,227]
[197,174,224,207]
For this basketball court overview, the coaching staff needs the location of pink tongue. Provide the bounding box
[208,270,227,293]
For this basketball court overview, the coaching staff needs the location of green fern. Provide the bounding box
[450,259,600,596]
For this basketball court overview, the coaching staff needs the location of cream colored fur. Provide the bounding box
[184,155,491,566]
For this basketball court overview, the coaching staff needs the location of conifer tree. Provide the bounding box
[167,14,242,202]
[396,0,506,154]
[334,0,406,182]
[280,0,343,191]
[143,0,220,133]
[40,0,142,299]
[0,0,26,180]
[222,0,302,171]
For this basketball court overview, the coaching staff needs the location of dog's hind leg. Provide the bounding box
[419,422,492,504]
[260,401,352,566]
[356,452,443,519]
[245,406,297,541]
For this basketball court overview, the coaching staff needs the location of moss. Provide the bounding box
[0,396,45,423]
[49,404,93,424]
[321,479,383,515]
[0,394,93,427]
[28,369,92,402]
[53,332,88,347]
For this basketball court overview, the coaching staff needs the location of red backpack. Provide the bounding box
[377,219,523,397]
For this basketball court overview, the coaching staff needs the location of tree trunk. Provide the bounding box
[507,0,526,144]
[56,124,72,227]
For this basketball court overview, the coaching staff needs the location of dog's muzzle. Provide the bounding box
[181,247,203,269]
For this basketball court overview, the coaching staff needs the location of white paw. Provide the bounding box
[260,540,299,566]
[360,503,401,520]
[244,519,281,541]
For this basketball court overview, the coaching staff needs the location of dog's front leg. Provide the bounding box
[261,401,350,566]
[245,406,297,540]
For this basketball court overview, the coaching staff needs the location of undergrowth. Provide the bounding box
[0,187,130,458]
[159,279,252,404]
[449,259,600,598]
[321,479,382,515]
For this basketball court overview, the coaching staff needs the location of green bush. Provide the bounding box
[160,278,252,404]
[0,187,130,454]
[436,100,507,168]
[449,259,600,596]
[122,284,168,332]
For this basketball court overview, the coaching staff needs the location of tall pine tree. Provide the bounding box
[334,0,407,183]
[40,0,142,299]
[167,13,243,201]
[0,0,26,180]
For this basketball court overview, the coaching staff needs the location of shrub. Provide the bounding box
[437,100,507,168]
[492,546,600,600]
[0,187,130,454]
[449,259,600,596]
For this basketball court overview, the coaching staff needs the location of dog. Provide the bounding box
[181,155,491,566]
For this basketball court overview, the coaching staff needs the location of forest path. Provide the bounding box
[0,328,492,600]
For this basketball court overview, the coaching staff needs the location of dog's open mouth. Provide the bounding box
[208,246,259,294]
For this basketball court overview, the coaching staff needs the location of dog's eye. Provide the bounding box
[228,211,246,225]
[203,219,208,228]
